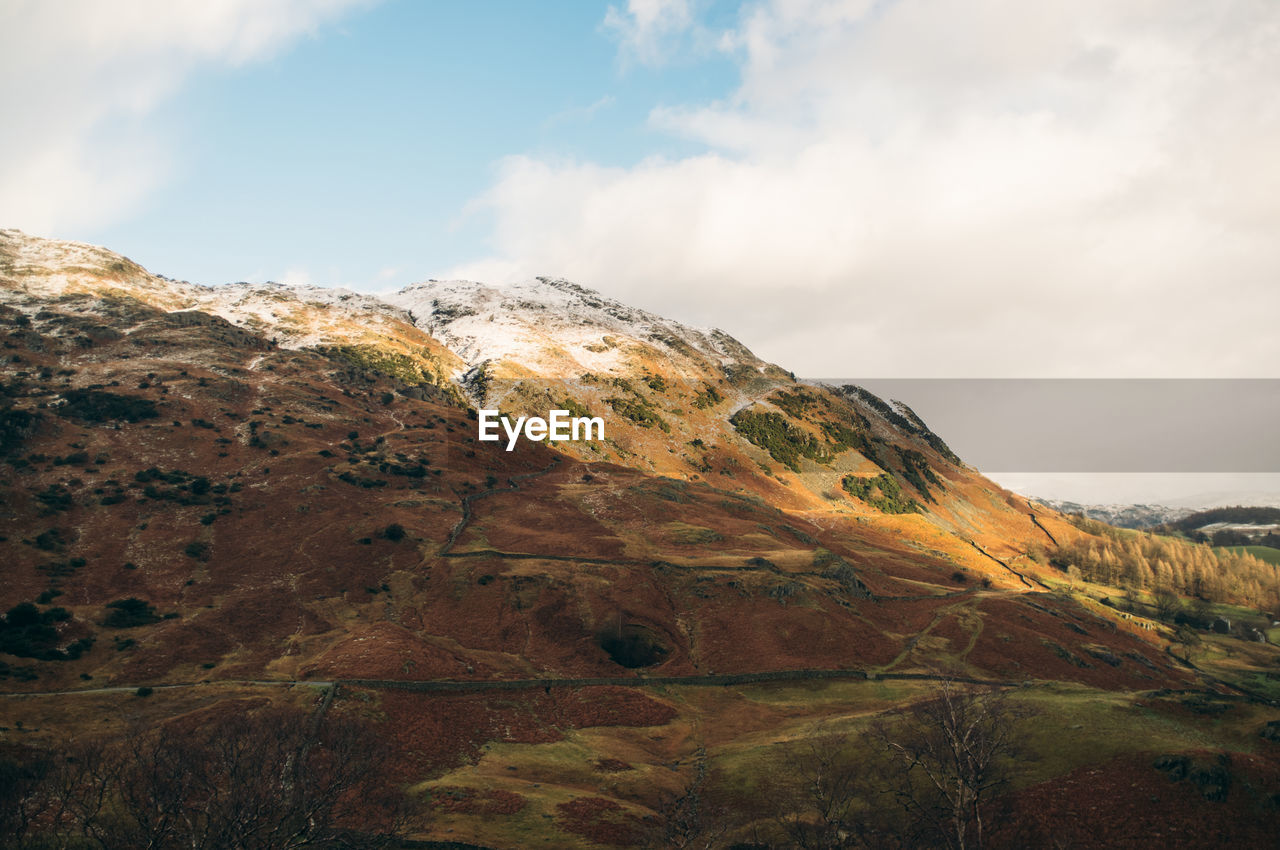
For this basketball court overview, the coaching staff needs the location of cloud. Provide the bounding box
[0,0,370,235]
[453,0,1280,378]
[602,0,698,66]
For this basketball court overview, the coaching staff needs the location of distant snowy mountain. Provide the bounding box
[1035,491,1280,530]
[1033,499,1194,529]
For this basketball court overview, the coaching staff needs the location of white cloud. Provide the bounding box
[602,0,697,66]
[0,0,370,235]
[453,0,1280,378]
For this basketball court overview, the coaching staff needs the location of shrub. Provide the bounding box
[560,397,592,419]
[34,528,66,551]
[55,390,158,424]
[0,407,41,454]
[606,396,670,432]
[842,473,921,514]
[0,602,85,660]
[692,383,725,409]
[35,485,74,513]
[896,447,941,503]
[183,541,211,561]
[731,410,827,472]
[104,598,161,628]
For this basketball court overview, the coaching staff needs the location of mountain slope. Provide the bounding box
[0,229,1195,688]
[3,229,1076,581]
[0,228,465,390]
[5,231,1276,849]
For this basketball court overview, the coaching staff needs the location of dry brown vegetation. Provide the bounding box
[2,233,1279,848]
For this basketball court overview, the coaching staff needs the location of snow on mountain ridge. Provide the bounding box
[385,275,762,378]
[0,229,451,360]
[1034,499,1193,529]
[2,229,769,382]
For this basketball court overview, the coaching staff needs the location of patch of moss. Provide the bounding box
[731,410,828,472]
[841,473,920,514]
[771,388,820,419]
[320,344,449,389]
[560,396,592,420]
[605,396,670,432]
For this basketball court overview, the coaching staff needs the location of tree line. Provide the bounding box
[1046,517,1280,611]
[0,704,416,849]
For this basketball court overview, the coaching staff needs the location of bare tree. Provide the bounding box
[769,727,912,850]
[643,747,731,850]
[871,679,1025,850]
[43,740,120,849]
[1152,587,1182,622]
[4,703,416,850]
[111,706,408,849]
[0,747,54,849]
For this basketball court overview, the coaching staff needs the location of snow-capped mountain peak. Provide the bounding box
[384,275,763,379]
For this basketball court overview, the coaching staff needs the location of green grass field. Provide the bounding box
[1218,545,1280,565]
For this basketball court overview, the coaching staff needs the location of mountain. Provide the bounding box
[385,276,774,385]
[2,230,1278,849]
[1034,499,1194,530]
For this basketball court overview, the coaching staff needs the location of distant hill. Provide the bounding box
[1156,505,1280,548]
[1033,499,1192,529]
[1164,505,1280,532]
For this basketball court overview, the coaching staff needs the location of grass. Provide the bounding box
[1231,670,1280,702]
[693,679,1263,823]
[1217,545,1280,565]
[413,730,675,849]
[663,522,724,545]
[1010,686,1223,783]
[698,677,1279,801]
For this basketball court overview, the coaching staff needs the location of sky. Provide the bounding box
[3,0,1279,380]
[3,1,1279,503]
